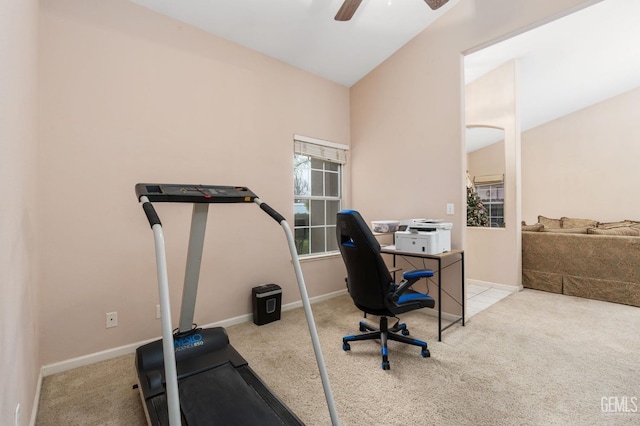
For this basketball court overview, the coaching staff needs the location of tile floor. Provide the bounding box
[465,283,514,319]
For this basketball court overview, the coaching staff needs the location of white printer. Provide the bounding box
[395,219,452,255]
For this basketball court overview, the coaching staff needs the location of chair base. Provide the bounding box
[342,316,430,370]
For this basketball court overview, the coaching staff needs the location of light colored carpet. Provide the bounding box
[36,289,640,425]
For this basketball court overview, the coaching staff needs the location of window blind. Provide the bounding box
[294,136,348,164]
[474,174,504,185]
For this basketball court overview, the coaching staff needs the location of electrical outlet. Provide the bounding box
[106,312,118,328]
[156,304,161,319]
[446,203,455,215]
[15,403,20,426]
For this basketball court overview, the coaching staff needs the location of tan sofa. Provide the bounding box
[522,216,640,307]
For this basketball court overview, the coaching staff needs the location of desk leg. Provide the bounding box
[461,251,465,326]
[437,252,464,341]
[437,257,442,342]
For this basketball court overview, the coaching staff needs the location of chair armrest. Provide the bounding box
[403,269,434,281]
[390,269,434,301]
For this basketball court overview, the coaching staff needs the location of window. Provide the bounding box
[293,136,347,256]
[475,182,504,227]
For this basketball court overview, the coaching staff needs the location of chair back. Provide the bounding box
[336,210,394,314]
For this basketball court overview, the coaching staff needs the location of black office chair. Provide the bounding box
[336,210,436,370]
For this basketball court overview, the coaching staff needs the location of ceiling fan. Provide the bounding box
[335,0,450,21]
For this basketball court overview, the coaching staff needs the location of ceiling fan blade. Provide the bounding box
[424,0,450,10]
[335,0,363,21]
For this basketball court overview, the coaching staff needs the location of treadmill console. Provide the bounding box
[136,183,257,204]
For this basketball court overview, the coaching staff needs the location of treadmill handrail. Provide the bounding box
[137,185,340,426]
[139,195,181,426]
[255,198,340,425]
[142,201,162,228]
[257,200,286,224]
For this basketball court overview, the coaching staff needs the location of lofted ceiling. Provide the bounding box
[465,0,640,151]
[129,0,640,151]
[128,0,459,87]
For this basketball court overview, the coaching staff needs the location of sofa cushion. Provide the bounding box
[587,226,640,236]
[561,217,599,229]
[538,215,561,229]
[522,223,544,232]
[598,220,635,229]
[542,226,590,234]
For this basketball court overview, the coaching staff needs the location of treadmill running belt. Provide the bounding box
[178,362,288,426]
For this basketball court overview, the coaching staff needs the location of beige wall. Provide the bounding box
[522,86,640,224]
[467,140,505,180]
[2,0,610,421]
[1,0,40,424]
[350,0,597,296]
[465,61,521,287]
[37,0,349,365]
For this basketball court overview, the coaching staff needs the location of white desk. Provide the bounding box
[380,246,465,341]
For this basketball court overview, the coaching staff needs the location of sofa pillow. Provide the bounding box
[522,223,544,232]
[561,217,598,229]
[542,226,590,234]
[598,220,634,229]
[538,215,561,229]
[587,226,640,236]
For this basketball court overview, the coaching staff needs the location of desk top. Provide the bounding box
[381,245,464,259]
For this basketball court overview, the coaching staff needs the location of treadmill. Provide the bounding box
[134,183,339,426]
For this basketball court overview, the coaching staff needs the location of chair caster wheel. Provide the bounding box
[343,342,351,351]
[401,329,410,336]
[359,323,366,332]
[382,361,390,370]
[421,348,430,358]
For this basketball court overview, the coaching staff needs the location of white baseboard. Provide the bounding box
[29,369,43,426]
[41,288,348,378]
[281,288,348,312]
[421,309,460,323]
[467,279,522,293]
